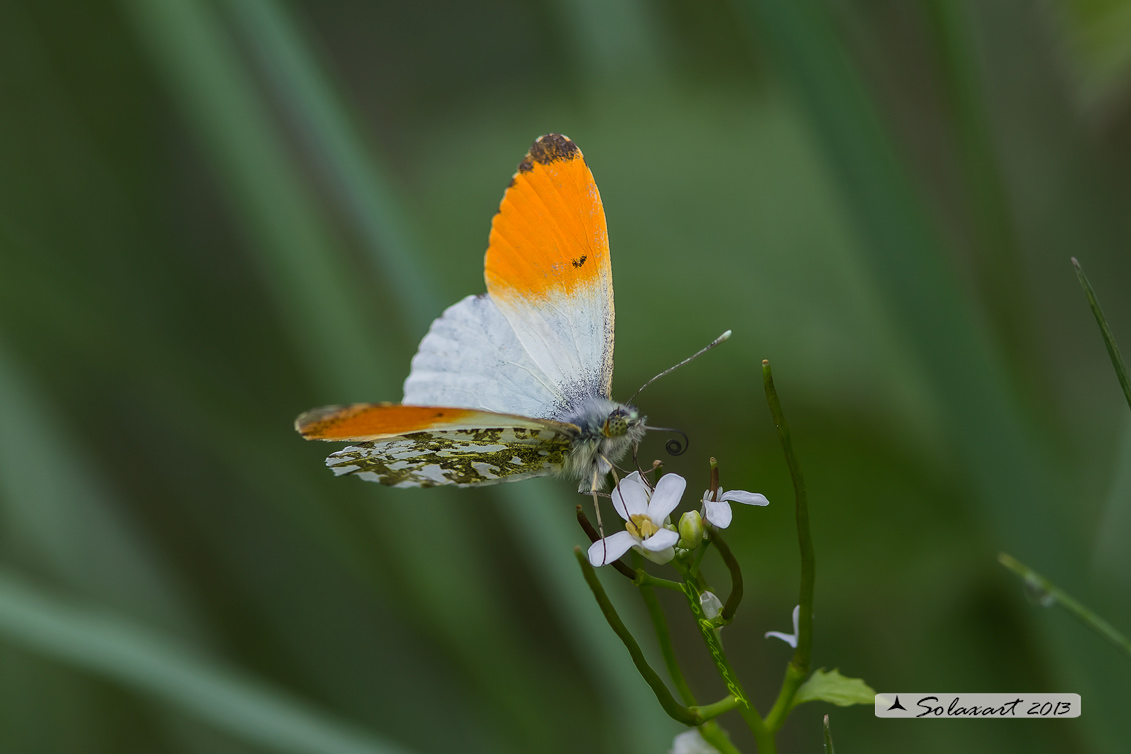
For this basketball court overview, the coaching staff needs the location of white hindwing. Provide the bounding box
[327,424,573,487]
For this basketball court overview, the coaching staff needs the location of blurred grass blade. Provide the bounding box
[924,0,1027,358]
[735,0,1119,735]
[118,0,389,399]
[0,570,416,754]
[224,0,439,333]
[998,553,1131,660]
[737,0,1069,566]
[1072,257,1131,412]
[0,340,196,635]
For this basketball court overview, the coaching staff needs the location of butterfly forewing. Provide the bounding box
[484,134,615,404]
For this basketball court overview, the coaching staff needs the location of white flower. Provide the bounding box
[765,604,801,648]
[670,729,721,754]
[701,485,769,529]
[587,472,684,567]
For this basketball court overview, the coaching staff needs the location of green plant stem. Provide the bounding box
[692,695,746,720]
[691,539,709,575]
[575,549,699,725]
[1072,257,1131,413]
[823,714,835,754]
[635,553,697,707]
[636,573,685,592]
[710,530,743,624]
[998,553,1131,659]
[672,562,776,752]
[764,661,809,731]
[699,722,743,754]
[762,361,816,732]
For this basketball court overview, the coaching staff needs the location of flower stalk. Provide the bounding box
[761,360,816,732]
[635,551,697,707]
[699,723,743,754]
[710,529,743,625]
[574,548,699,725]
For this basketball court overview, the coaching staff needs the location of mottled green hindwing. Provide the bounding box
[326,426,574,487]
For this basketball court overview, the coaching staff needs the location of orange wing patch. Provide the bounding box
[296,404,482,441]
[296,403,580,442]
[485,134,611,303]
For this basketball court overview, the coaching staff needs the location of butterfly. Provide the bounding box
[296,134,650,492]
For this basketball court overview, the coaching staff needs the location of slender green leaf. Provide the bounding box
[118,0,388,399]
[1072,257,1131,413]
[224,0,439,333]
[999,553,1131,660]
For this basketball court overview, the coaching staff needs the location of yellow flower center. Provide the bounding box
[627,514,660,539]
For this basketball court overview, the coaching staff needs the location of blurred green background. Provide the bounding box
[2,0,1130,752]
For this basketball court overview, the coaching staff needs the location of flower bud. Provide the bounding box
[699,590,723,621]
[677,509,704,549]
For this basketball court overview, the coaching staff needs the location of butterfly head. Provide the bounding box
[560,398,646,491]
[601,405,639,439]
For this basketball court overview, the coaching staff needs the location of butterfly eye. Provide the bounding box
[603,412,629,438]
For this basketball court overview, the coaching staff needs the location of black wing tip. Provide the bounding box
[517,133,579,173]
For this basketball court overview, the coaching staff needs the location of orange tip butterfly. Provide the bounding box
[296,134,722,492]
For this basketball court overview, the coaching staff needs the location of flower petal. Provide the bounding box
[647,473,686,521]
[640,545,675,564]
[703,499,733,528]
[764,630,798,649]
[641,527,679,552]
[720,490,769,507]
[764,605,801,648]
[612,472,649,520]
[587,530,637,566]
[670,729,721,754]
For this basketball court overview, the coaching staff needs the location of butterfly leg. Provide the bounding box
[586,465,613,564]
[590,457,624,565]
[605,461,620,489]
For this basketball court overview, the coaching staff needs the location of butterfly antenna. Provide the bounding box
[642,425,689,456]
[628,330,732,404]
